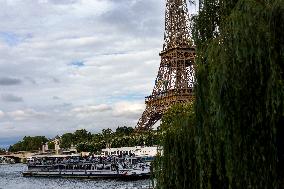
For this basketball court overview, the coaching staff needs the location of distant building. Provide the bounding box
[42,143,48,153]
[42,137,61,154]
[53,138,61,155]
[62,144,77,155]
[101,146,158,157]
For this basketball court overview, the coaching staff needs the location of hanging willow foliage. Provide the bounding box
[194,0,284,188]
[154,103,198,189]
[154,0,283,188]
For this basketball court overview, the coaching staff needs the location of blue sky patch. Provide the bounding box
[69,60,85,67]
[0,32,32,46]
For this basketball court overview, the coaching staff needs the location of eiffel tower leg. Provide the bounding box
[136,104,162,131]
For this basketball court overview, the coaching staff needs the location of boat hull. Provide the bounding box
[22,170,151,180]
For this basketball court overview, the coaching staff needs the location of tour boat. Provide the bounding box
[22,156,151,180]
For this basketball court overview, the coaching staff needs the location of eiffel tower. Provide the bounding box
[136,0,195,130]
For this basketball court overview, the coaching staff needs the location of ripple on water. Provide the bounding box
[0,164,151,189]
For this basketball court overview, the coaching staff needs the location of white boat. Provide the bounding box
[22,156,151,180]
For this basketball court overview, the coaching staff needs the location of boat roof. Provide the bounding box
[28,154,80,158]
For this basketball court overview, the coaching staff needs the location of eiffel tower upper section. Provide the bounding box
[136,0,195,130]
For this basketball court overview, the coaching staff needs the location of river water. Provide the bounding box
[0,164,152,189]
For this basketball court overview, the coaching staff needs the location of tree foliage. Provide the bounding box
[60,133,74,149]
[74,129,92,144]
[47,141,55,149]
[115,126,134,136]
[154,103,198,189]
[58,127,158,153]
[193,0,283,188]
[9,136,48,152]
[155,0,283,188]
[0,148,6,154]
[8,127,159,153]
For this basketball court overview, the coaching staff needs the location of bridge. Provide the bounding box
[0,152,36,163]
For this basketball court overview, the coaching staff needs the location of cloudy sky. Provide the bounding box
[0,0,197,148]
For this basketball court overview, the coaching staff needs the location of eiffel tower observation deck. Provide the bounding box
[136,0,196,130]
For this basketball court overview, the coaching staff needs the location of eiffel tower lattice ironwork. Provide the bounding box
[136,0,195,130]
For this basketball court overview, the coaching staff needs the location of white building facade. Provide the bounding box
[101,146,158,157]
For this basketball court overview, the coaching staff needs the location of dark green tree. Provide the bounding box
[9,136,48,152]
[60,133,74,149]
[154,103,198,189]
[155,0,283,188]
[193,0,284,188]
[76,142,95,153]
[0,148,6,154]
[115,126,134,136]
[73,129,92,144]
[47,141,55,149]
[102,128,113,147]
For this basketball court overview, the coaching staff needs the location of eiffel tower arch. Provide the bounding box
[136,0,195,130]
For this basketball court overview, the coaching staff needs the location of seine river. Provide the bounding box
[0,164,151,189]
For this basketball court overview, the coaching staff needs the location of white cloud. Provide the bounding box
[71,104,112,118]
[0,110,5,118]
[113,101,145,119]
[7,109,48,121]
[2,122,15,130]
